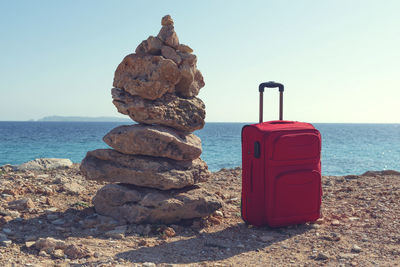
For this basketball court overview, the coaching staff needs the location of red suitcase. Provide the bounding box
[241,81,322,227]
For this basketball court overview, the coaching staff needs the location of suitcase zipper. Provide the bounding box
[250,161,253,192]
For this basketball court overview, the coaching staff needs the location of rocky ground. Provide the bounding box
[0,164,399,266]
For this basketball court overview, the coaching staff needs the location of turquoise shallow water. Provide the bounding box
[0,122,399,176]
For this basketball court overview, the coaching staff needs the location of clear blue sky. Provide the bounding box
[1,0,399,123]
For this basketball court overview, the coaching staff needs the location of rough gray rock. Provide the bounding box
[17,158,73,171]
[35,237,67,253]
[103,124,202,160]
[161,45,181,65]
[177,44,193,53]
[161,15,174,26]
[8,198,35,211]
[62,182,85,195]
[80,149,210,190]
[113,54,181,100]
[175,53,205,98]
[157,24,179,49]
[135,36,163,55]
[93,183,222,224]
[112,88,205,132]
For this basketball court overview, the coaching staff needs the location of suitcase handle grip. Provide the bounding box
[259,81,284,92]
[259,81,284,123]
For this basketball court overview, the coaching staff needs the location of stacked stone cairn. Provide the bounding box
[80,15,222,224]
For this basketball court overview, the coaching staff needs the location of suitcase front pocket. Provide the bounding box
[273,170,321,219]
[272,133,320,161]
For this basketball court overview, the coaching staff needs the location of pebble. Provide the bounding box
[64,243,92,259]
[142,263,156,267]
[214,210,224,217]
[0,239,12,247]
[52,249,65,259]
[351,245,362,253]
[324,232,340,241]
[38,250,49,257]
[162,227,176,238]
[25,241,36,248]
[8,198,35,211]
[1,193,13,199]
[315,252,329,260]
[331,220,340,226]
[312,224,321,229]
[7,210,21,218]
[63,181,84,195]
[338,253,356,260]
[35,237,67,251]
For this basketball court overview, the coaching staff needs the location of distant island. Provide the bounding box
[37,116,132,122]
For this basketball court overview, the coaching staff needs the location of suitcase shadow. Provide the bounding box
[114,222,314,264]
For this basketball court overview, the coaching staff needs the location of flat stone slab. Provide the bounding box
[103,124,202,160]
[93,183,222,224]
[112,88,205,132]
[80,149,210,190]
[17,158,73,171]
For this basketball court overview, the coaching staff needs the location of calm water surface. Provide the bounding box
[0,122,399,176]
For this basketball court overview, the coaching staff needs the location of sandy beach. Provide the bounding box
[0,164,399,266]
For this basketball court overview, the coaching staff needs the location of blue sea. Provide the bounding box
[0,122,399,176]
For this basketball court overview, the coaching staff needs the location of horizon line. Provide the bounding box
[0,120,399,124]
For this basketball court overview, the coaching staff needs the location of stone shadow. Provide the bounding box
[2,206,219,245]
[3,206,313,264]
[114,222,313,264]
[3,207,104,242]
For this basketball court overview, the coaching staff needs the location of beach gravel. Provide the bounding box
[0,163,399,265]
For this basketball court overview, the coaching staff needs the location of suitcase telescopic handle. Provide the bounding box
[258,81,284,123]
